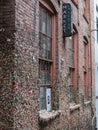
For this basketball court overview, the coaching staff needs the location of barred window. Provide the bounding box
[84,41,89,100]
[39,6,53,111]
[68,31,78,103]
[68,67,75,103]
[39,7,52,60]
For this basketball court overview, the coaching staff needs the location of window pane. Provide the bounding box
[39,7,53,110]
[68,68,75,102]
[39,35,47,58]
[69,36,73,49]
[69,37,74,67]
[39,8,52,60]
[68,85,74,103]
[39,7,42,31]
[69,68,74,85]
[96,5,98,12]
[47,13,52,36]
[39,33,42,52]
[39,36,52,60]
[45,62,51,84]
[42,9,47,33]
[39,60,51,85]
[40,87,46,110]
[42,35,47,58]
[47,38,52,59]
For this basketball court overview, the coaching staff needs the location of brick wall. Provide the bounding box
[0,0,15,129]
[0,0,95,129]
[14,0,40,129]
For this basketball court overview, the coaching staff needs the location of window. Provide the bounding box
[39,6,54,111]
[68,35,75,103]
[96,5,98,12]
[69,36,74,67]
[39,7,52,59]
[96,17,98,43]
[84,41,89,100]
[68,28,78,103]
[84,42,87,99]
[84,72,87,98]
[68,67,75,103]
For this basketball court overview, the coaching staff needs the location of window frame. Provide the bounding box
[39,7,52,60]
[68,67,75,103]
[68,25,78,104]
[39,2,56,111]
[83,41,89,100]
[68,31,78,103]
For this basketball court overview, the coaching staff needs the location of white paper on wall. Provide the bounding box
[46,88,51,111]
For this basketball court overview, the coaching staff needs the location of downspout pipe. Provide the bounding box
[89,0,94,130]
[90,29,98,129]
[89,1,98,129]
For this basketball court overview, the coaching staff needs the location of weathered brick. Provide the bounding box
[0,0,95,130]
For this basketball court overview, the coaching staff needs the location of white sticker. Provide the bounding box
[46,88,51,111]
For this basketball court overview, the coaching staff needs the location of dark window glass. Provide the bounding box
[68,68,75,103]
[39,7,53,110]
[47,38,52,59]
[39,60,51,85]
[40,87,46,109]
[96,5,98,12]
[42,9,47,33]
[39,7,52,60]
[69,36,74,67]
[84,72,86,98]
[47,13,52,36]
[97,17,98,43]
[68,85,74,103]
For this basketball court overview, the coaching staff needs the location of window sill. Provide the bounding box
[84,101,91,106]
[39,110,61,123]
[70,103,81,112]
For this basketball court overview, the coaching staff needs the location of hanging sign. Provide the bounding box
[62,3,72,37]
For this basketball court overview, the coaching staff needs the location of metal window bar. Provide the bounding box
[39,60,51,85]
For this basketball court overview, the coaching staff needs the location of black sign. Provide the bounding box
[62,3,72,37]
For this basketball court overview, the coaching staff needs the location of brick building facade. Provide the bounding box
[0,0,95,130]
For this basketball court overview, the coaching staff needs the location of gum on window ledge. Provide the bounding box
[39,109,61,123]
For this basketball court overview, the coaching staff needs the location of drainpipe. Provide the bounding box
[89,1,94,130]
[90,29,98,130]
[89,1,98,129]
